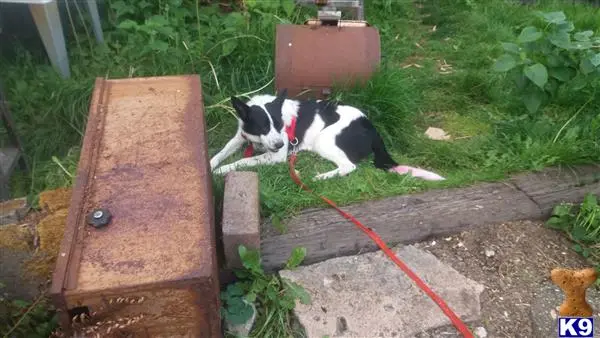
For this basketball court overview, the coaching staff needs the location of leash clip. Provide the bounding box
[290,137,299,154]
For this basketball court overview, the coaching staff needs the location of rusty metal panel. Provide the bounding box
[275,23,380,99]
[50,75,221,337]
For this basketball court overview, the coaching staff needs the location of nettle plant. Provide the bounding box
[493,11,600,113]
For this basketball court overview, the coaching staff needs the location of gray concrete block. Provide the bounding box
[222,171,260,270]
[279,245,485,338]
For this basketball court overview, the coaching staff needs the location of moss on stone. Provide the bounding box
[0,223,34,252]
[38,187,72,213]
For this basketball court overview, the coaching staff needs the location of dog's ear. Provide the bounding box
[273,88,288,106]
[230,96,249,121]
[276,88,288,100]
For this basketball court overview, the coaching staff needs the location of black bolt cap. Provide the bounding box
[87,208,112,228]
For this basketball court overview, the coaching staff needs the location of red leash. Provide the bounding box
[281,117,474,338]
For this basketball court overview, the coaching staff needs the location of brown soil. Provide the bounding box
[414,220,593,338]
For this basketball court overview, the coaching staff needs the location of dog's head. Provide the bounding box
[230,89,288,153]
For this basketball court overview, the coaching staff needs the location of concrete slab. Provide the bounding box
[531,282,600,338]
[279,245,485,338]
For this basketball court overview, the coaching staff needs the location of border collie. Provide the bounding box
[209,89,445,181]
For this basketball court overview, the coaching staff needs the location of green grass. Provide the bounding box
[1,0,599,222]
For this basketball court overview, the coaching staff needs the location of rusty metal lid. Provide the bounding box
[51,75,217,297]
[275,23,380,99]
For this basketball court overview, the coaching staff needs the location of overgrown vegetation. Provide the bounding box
[546,193,600,274]
[1,0,599,219]
[221,245,309,337]
[0,283,58,338]
[492,10,600,113]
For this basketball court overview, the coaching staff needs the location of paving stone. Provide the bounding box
[222,171,260,270]
[279,245,485,338]
[0,197,29,226]
[530,282,600,338]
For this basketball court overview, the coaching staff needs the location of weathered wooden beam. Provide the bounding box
[261,165,600,271]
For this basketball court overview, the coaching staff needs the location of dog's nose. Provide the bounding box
[274,141,284,149]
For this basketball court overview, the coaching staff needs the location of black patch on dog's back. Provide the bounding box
[295,99,340,143]
[242,105,271,136]
[335,117,398,169]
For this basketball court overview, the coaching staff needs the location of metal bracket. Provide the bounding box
[295,0,364,22]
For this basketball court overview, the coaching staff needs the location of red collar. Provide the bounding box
[286,116,297,143]
[243,116,297,158]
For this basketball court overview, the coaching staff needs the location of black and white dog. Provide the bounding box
[209,89,445,181]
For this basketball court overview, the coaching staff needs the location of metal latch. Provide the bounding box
[296,0,364,25]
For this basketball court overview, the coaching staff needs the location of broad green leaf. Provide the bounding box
[148,40,169,52]
[524,63,548,89]
[272,214,287,234]
[574,30,594,41]
[571,225,589,242]
[238,245,262,273]
[540,11,566,24]
[285,247,307,269]
[571,74,589,90]
[225,301,254,325]
[284,279,311,305]
[548,67,573,82]
[245,0,257,8]
[546,216,570,230]
[552,203,574,218]
[571,40,593,50]
[582,248,591,258]
[281,0,296,16]
[582,193,598,210]
[492,54,517,72]
[146,15,170,27]
[590,53,600,67]
[509,69,527,90]
[155,26,175,36]
[117,19,138,30]
[221,40,237,57]
[523,87,544,113]
[556,21,575,33]
[501,42,520,54]
[225,283,245,297]
[580,58,596,75]
[548,31,571,49]
[517,26,543,43]
[244,292,257,303]
[545,78,559,97]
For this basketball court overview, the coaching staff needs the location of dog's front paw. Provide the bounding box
[209,158,219,171]
[313,172,333,181]
[213,164,234,176]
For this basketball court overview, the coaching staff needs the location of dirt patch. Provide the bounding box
[414,220,594,337]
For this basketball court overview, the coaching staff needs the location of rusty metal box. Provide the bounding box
[275,23,380,99]
[50,75,221,337]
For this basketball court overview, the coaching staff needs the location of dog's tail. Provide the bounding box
[370,124,445,181]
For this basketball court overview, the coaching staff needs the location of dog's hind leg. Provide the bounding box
[210,132,245,170]
[312,143,357,181]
